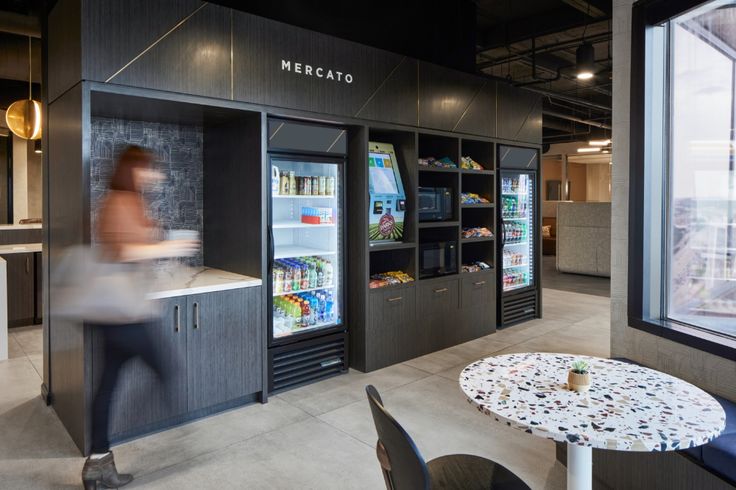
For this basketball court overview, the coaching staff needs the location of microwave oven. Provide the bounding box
[419,241,458,278]
[418,187,453,221]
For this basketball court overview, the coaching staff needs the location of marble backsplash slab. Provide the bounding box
[90,117,204,268]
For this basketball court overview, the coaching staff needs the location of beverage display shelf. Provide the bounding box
[272,220,335,229]
[502,192,527,197]
[274,320,341,339]
[504,282,531,292]
[273,194,335,199]
[273,284,335,297]
[503,262,529,269]
[274,246,337,259]
[369,241,416,251]
[688,276,736,282]
[501,216,528,221]
[504,241,529,246]
[461,236,494,243]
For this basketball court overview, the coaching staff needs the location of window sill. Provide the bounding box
[628,316,736,361]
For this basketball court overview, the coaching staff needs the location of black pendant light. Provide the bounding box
[576,42,595,80]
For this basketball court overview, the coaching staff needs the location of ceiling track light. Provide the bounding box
[576,41,595,80]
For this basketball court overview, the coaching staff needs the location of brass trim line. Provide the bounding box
[105,3,209,83]
[354,56,407,118]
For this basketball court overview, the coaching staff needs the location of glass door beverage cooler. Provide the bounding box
[267,118,348,393]
[497,145,541,326]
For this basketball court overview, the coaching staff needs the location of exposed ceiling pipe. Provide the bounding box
[477,32,611,69]
[0,12,41,38]
[525,86,611,112]
[544,109,612,129]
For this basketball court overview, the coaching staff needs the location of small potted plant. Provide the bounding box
[568,360,591,393]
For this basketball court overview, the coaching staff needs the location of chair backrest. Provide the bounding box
[365,385,430,490]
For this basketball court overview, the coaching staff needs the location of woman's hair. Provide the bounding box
[109,145,153,192]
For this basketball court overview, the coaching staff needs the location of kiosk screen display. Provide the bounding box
[369,152,399,195]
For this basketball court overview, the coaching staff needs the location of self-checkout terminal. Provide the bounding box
[368,142,406,242]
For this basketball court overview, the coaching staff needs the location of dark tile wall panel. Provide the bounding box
[453,81,497,138]
[232,11,408,119]
[82,0,202,84]
[496,83,543,144]
[90,117,204,267]
[417,62,486,134]
[106,3,231,100]
[354,57,418,127]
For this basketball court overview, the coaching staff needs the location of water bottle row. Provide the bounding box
[273,291,336,336]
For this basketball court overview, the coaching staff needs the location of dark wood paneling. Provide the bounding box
[203,112,262,278]
[3,253,35,327]
[417,62,486,134]
[187,289,249,411]
[47,83,88,454]
[109,3,231,101]
[366,284,416,371]
[355,58,418,126]
[91,298,188,438]
[496,83,543,144]
[48,0,82,103]
[232,11,409,119]
[346,126,369,371]
[454,82,497,138]
[242,287,263,395]
[0,228,43,245]
[417,278,460,352]
[82,0,202,83]
[460,271,496,340]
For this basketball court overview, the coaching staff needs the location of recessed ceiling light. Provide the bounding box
[577,147,601,153]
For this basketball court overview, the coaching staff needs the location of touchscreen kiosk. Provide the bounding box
[368,142,406,242]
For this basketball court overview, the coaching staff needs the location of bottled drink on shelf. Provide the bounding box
[273,257,334,295]
[273,289,338,335]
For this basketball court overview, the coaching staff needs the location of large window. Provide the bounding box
[667,4,736,336]
[632,0,736,352]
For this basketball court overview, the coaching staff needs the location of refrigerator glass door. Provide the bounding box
[270,158,343,341]
[501,170,535,292]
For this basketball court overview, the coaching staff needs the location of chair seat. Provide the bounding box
[427,454,530,490]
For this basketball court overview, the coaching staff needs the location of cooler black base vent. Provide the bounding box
[501,290,537,327]
[269,332,347,393]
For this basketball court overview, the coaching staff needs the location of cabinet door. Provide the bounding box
[91,297,188,438]
[187,288,255,411]
[460,273,496,342]
[3,253,35,327]
[417,278,460,353]
[367,285,416,370]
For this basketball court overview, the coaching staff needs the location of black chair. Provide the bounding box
[366,385,531,490]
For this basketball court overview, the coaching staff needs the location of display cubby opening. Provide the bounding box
[461,139,493,172]
[461,207,494,233]
[461,241,494,271]
[461,173,494,205]
[418,133,460,168]
[369,248,417,286]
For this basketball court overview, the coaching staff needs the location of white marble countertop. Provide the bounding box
[0,243,42,254]
[146,266,261,300]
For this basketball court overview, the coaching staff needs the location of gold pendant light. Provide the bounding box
[6,37,42,140]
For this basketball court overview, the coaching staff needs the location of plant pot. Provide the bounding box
[568,370,591,393]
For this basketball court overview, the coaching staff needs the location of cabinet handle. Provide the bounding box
[174,305,180,333]
[193,302,199,329]
[25,256,30,274]
[434,288,448,294]
[473,281,486,286]
[387,296,403,303]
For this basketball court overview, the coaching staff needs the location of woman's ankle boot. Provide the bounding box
[82,451,133,489]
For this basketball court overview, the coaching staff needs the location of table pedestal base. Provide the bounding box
[567,444,592,490]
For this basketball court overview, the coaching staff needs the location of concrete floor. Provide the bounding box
[541,255,610,298]
[0,288,610,489]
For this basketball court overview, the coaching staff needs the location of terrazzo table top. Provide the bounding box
[460,353,725,451]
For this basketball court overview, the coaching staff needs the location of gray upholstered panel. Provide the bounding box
[556,202,611,277]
